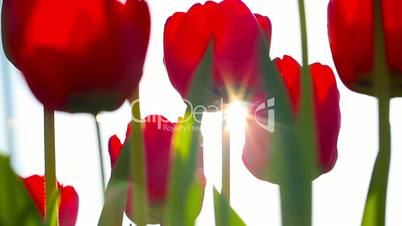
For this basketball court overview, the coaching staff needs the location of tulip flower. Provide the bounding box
[22,175,79,226]
[329,1,399,223]
[1,0,150,113]
[108,115,205,223]
[327,0,402,96]
[164,0,271,97]
[242,55,341,182]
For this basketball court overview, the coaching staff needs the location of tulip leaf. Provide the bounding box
[259,40,312,226]
[98,114,152,226]
[213,187,246,226]
[187,43,214,107]
[98,136,132,226]
[297,0,318,179]
[165,44,213,226]
[44,190,60,226]
[0,154,43,226]
[361,146,390,226]
[129,101,150,225]
[166,143,205,226]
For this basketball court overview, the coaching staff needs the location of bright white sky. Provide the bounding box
[1,0,402,226]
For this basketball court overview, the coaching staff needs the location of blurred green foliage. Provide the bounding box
[0,154,42,226]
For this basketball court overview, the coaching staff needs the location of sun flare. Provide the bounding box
[226,100,248,140]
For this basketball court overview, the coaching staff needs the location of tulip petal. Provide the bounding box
[382,0,402,73]
[212,0,261,87]
[254,14,272,45]
[23,175,46,217]
[1,0,37,67]
[164,3,214,96]
[22,175,79,226]
[311,63,340,173]
[275,55,302,113]
[327,0,374,91]
[59,186,79,226]
[108,135,123,168]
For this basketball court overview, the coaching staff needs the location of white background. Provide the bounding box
[1,0,402,225]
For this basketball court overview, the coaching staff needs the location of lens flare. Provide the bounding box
[226,100,248,138]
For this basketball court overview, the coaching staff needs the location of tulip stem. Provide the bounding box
[279,181,311,226]
[361,0,391,225]
[221,110,230,202]
[362,92,391,226]
[298,0,308,67]
[44,108,58,226]
[94,115,106,197]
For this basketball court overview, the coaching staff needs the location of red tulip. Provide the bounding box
[327,0,402,96]
[242,55,341,182]
[2,0,150,113]
[108,115,205,223]
[23,175,79,226]
[164,0,271,97]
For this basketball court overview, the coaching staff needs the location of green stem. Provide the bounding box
[298,0,308,68]
[367,95,390,223]
[94,115,106,197]
[361,0,391,225]
[221,110,230,203]
[131,93,149,226]
[362,97,390,226]
[44,108,57,226]
[279,181,312,226]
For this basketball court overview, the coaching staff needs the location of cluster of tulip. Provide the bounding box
[0,0,400,225]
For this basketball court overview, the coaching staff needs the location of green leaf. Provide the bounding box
[258,40,312,226]
[98,115,153,226]
[0,154,43,226]
[258,40,298,181]
[187,43,214,107]
[213,188,246,226]
[361,147,390,226]
[297,0,318,183]
[165,44,213,226]
[44,190,60,226]
[98,137,132,226]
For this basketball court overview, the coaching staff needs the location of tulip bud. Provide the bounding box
[23,175,79,226]
[2,0,150,113]
[164,0,272,98]
[242,56,341,182]
[108,115,205,224]
[328,0,402,96]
